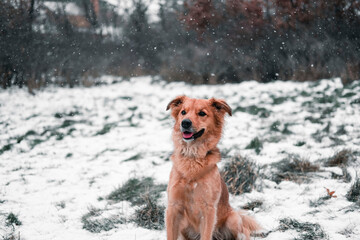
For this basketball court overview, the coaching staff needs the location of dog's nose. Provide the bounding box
[181,119,192,129]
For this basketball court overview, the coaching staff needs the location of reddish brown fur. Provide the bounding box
[166,96,260,240]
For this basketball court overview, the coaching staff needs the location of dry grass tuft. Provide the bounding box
[278,218,328,240]
[346,178,360,203]
[272,156,320,184]
[245,137,263,154]
[222,155,259,195]
[242,200,263,211]
[81,207,124,233]
[133,194,165,230]
[5,213,22,227]
[325,149,355,167]
[107,177,166,206]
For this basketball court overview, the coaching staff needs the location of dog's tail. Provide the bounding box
[236,210,262,240]
[226,209,261,240]
[239,210,261,235]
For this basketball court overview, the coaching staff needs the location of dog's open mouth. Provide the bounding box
[182,129,205,141]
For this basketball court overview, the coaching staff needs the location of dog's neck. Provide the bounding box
[172,146,221,181]
[177,142,210,159]
[173,133,220,159]
[176,147,214,159]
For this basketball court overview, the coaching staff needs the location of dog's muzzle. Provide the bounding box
[181,119,205,142]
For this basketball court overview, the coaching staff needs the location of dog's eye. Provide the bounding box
[198,111,206,117]
[181,110,186,115]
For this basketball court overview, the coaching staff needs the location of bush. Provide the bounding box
[81,207,124,233]
[222,155,259,195]
[107,177,166,206]
[181,0,360,83]
[245,137,263,155]
[272,156,320,184]
[278,218,328,240]
[346,178,360,203]
[5,213,22,226]
[242,200,263,211]
[325,149,355,167]
[133,194,165,230]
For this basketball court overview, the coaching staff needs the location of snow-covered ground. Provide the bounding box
[0,76,359,240]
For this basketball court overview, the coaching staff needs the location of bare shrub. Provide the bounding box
[133,194,165,230]
[325,149,355,167]
[272,156,320,184]
[222,155,259,195]
[107,177,166,206]
[346,178,360,203]
[278,218,328,240]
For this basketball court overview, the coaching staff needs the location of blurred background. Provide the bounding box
[1,1,360,239]
[1,0,360,92]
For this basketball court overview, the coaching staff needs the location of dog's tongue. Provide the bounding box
[182,132,194,139]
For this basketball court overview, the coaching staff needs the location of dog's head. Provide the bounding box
[166,96,232,149]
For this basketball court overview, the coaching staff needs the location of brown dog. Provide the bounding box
[165,96,260,240]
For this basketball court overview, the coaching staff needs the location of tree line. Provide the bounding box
[1,0,360,91]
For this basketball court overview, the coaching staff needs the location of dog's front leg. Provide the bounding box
[166,205,183,240]
[200,206,216,240]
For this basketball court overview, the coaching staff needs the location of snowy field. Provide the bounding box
[1,76,360,240]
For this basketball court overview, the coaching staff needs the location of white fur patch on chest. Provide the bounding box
[180,144,199,157]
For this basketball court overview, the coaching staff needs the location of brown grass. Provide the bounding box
[222,155,259,195]
[242,200,263,211]
[272,156,320,184]
[325,149,354,167]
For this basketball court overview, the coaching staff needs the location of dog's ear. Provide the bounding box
[210,98,232,116]
[166,96,186,117]
[166,95,186,111]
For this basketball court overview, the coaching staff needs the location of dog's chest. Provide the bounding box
[183,180,212,211]
[180,181,201,221]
